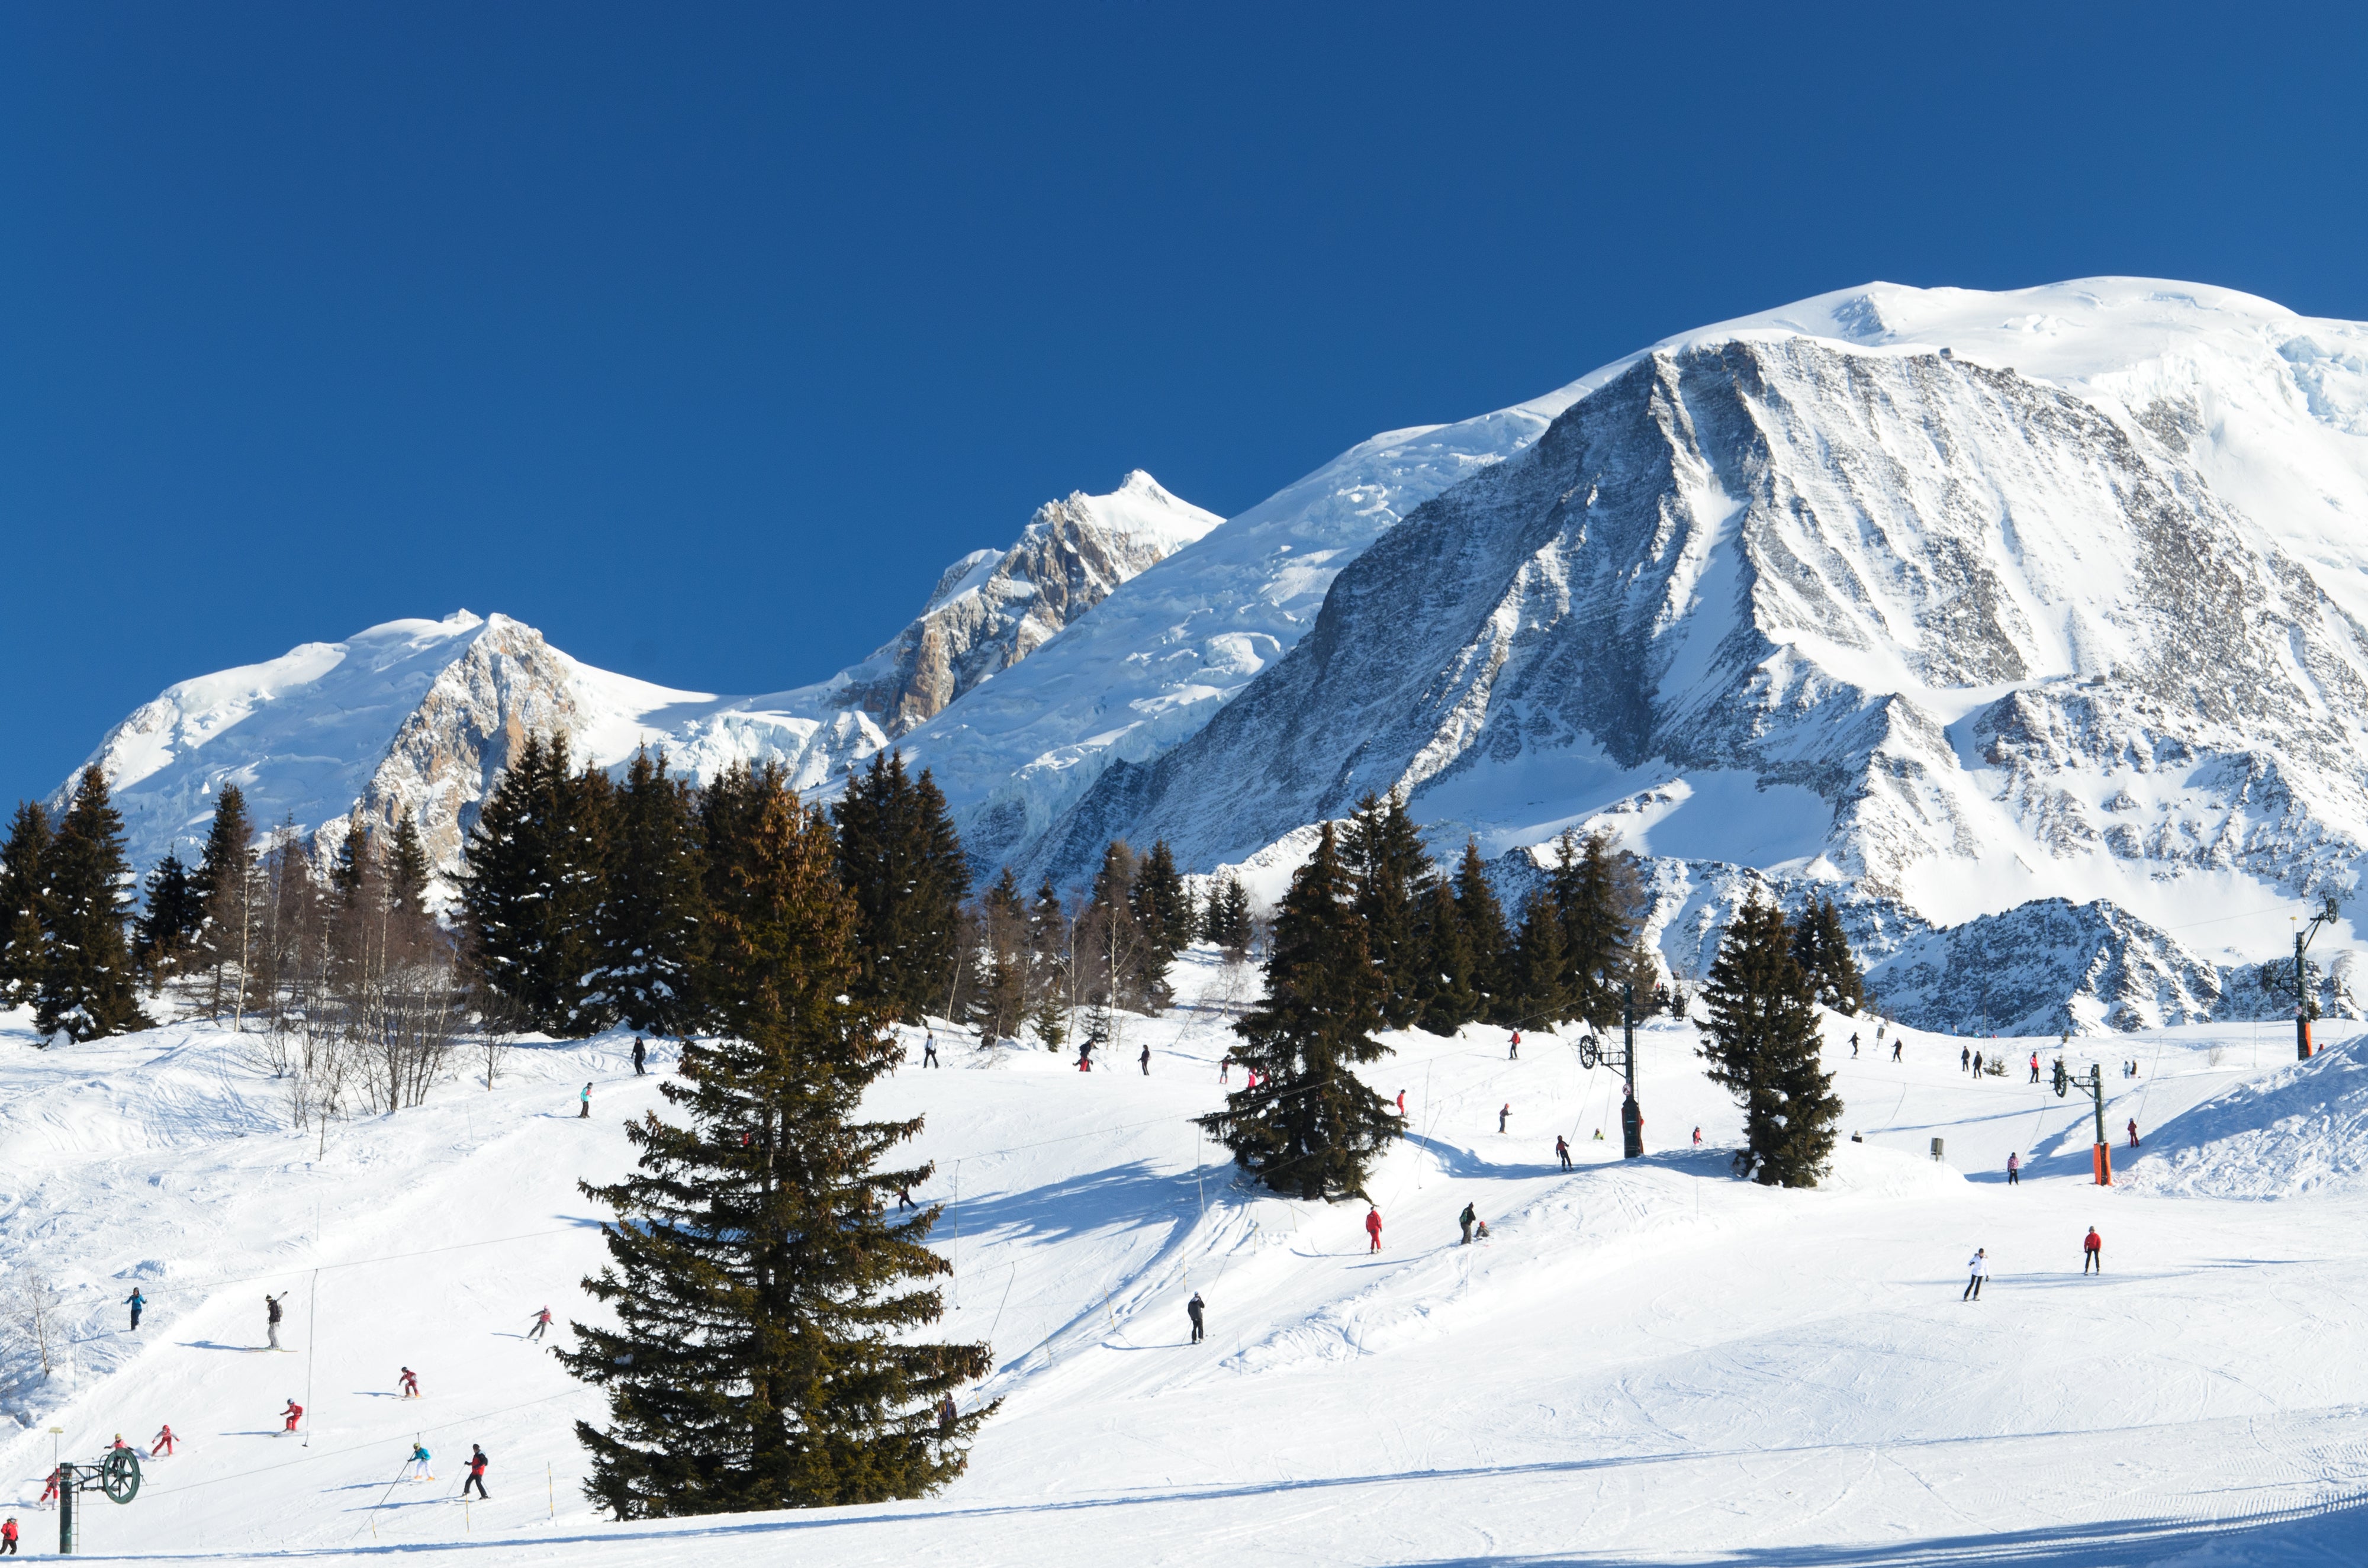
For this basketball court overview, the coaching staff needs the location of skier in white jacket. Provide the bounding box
[1962,1247,1990,1301]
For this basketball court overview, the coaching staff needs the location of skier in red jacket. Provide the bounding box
[281,1399,303,1434]
[2083,1226,2103,1274]
[1364,1206,1383,1253]
[152,1424,176,1456]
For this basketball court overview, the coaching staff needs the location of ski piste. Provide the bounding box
[4,955,2368,1563]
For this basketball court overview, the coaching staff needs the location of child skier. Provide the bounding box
[152,1424,175,1456]
[1498,1103,1510,1134]
[281,1399,303,1434]
[527,1307,553,1342]
[124,1287,145,1331]
[399,1367,420,1398]
[408,1441,433,1482]
[2,1515,16,1555]
[1555,1134,1571,1170]
[1364,1205,1383,1253]
[1962,1248,1989,1300]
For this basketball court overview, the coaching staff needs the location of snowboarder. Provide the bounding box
[2127,1118,2141,1149]
[579,1082,592,1119]
[2006,1152,2019,1186]
[1508,1030,1520,1060]
[1140,1043,1150,1076]
[1962,1247,1989,1300]
[125,1286,145,1331]
[527,1306,553,1342]
[399,1366,420,1398]
[1187,1291,1205,1343]
[1891,1037,1903,1062]
[462,1444,490,1500]
[1961,1045,1971,1073]
[2,1515,16,1555]
[923,1033,941,1068]
[631,1036,646,1075]
[152,1424,175,1456]
[408,1441,433,1482]
[265,1291,287,1350]
[1555,1134,1572,1170]
[1498,1103,1510,1134]
[281,1399,303,1434]
[1850,1032,1859,1057]
[1364,1205,1383,1253]
[1458,1202,1476,1245]
[2029,1052,2041,1083]
[2083,1226,2103,1274]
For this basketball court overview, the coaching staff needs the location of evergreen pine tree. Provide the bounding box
[561,775,992,1517]
[595,748,710,1038]
[387,811,433,919]
[1128,840,1190,963]
[0,801,52,1006]
[191,785,259,1023]
[330,810,374,906]
[832,753,970,1022]
[35,768,150,1042]
[1699,896,1841,1187]
[458,735,612,1035]
[1791,898,1864,1015]
[1511,891,1570,1026]
[1202,873,1251,958]
[1342,792,1431,1029]
[1027,878,1069,1051]
[1202,824,1398,1199]
[971,869,1029,1044]
[1411,877,1477,1032]
[1450,840,1512,1025]
[1550,829,1639,1031]
[133,852,205,989]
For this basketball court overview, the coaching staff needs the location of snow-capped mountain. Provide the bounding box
[1041,282,2368,1005]
[63,474,1215,877]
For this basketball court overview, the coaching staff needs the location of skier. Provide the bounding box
[1891,1037,1903,1062]
[1220,1056,1231,1084]
[281,1399,303,1434]
[2006,1152,2020,1186]
[1962,1247,1989,1301]
[923,1033,941,1068]
[1364,1205,1383,1253]
[1555,1134,1572,1170]
[1508,1030,1520,1060]
[937,1395,958,1435]
[1498,1102,1510,1134]
[896,1186,915,1210]
[1592,1128,1603,1141]
[462,1444,490,1500]
[1458,1202,1476,1245]
[1187,1290,1205,1344]
[579,1082,592,1119]
[1691,1126,1702,1148]
[399,1366,420,1398]
[1849,1032,1859,1057]
[1,1516,15,1556]
[2083,1226,2103,1274]
[1961,1045,1971,1073]
[2029,1051,2041,1083]
[1077,1041,1094,1073]
[2127,1118,2141,1149]
[631,1036,646,1076]
[527,1306,553,1342]
[408,1441,433,1482]
[265,1291,287,1350]
[1973,1050,1984,1076]
[39,1471,59,1506]
[1396,1089,1406,1115]
[125,1286,145,1331]
[152,1424,175,1456]
[1140,1043,1150,1076]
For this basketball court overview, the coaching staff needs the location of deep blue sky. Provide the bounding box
[5,4,2365,807]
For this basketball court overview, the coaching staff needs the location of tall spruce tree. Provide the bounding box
[1412,877,1478,1032]
[595,748,709,1038]
[1128,841,1191,964]
[0,801,52,1006]
[1202,823,1399,1199]
[1450,840,1512,1025]
[1699,895,1841,1187]
[561,775,992,1517]
[1202,872,1251,958]
[1027,877,1070,1052]
[191,786,259,1023]
[1343,791,1432,1029]
[36,768,150,1042]
[1791,897,1865,1016]
[1550,829,1638,1029]
[1511,891,1571,1026]
[458,734,612,1035]
[832,753,969,1022]
[971,869,1030,1044]
[133,852,205,989]
[387,811,432,919]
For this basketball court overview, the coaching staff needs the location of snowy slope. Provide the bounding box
[5,968,2368,1565]
[63,474,1214,878]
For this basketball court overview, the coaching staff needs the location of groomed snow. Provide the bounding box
[5,957,2367,1564]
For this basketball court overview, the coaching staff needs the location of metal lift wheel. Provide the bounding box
[100,1448,140,1505]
